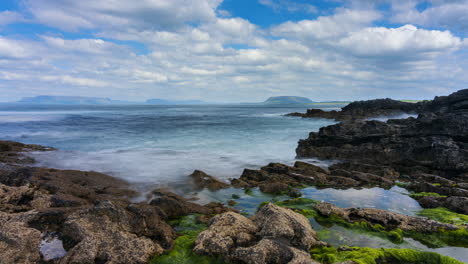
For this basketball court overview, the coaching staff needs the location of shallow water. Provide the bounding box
[0,104,339,187]
[198,186,467,262]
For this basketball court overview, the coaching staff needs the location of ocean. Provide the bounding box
[0,104,340,187]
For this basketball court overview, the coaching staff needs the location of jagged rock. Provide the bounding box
[195,203,323,264]
[0,211,42,264]
[314,202,460,232]
[259,182,289,194]
[58,200,172,264]
[150,189,212,217]
[189,170,229,191]
[255,203,322,250]
[194,212,258,256]
[0,183,51,213]
[232,239,320,264]
[231,161,392,190]
[408,182,468,197]
[287,98,420,121]
[296,90,468,179]
[416,196,468,214]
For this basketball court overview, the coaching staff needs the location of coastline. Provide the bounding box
[1,89,467,263]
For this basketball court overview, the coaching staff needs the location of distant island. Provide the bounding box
[17,95,119,105]
[8,96,208,105]
[263,96,314,104]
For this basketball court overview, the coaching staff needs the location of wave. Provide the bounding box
[29,148,333,191]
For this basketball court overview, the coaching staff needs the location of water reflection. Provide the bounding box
[301,186,422,215]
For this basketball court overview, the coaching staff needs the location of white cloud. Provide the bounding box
[24,0,222,31]
[0,11,26,26]
[391,0,468,32]
[272,9,381,40]
[0,2,467,102]
[337,25,463,57]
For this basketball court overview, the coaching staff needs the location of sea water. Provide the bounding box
[0,104,339,187]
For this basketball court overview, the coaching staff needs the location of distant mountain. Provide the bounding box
[16,96,128,105]
[263,96,314,104]
[145,99,206,105]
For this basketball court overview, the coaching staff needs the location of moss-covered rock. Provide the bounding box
[150,215,223,264]
[310,246,464,264]
[417,207,468,226]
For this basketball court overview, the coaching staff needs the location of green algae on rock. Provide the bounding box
[310,246,464,264]
[150,215,223,264]
[409,192,448,198]
[417,207,468,226]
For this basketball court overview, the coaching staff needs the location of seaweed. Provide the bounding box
[150,215,223,264]
[310,246,464,264]
[417,207,468,226]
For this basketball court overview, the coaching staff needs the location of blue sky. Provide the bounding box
[0,0,467,102]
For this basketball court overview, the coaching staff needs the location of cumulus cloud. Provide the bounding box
[337,25,463,57]
[24,0,222,31]
[0,1,467,102]
[271,9,381,40]
[391,0,468,32]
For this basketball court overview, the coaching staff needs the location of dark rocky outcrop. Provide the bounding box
[231,161,397,192]
[287,98,421,121]
[194,203,324,264]
[189,170,229,191]
[296,89,468,180]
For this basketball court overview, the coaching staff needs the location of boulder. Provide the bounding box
[195,203,323,264]
[189,170,229,191]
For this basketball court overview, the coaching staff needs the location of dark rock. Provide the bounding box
[259,182,289,194]
[189,170,229,191]
[150,189,211,217]
[417,196,468,214]
[287,98,421,121]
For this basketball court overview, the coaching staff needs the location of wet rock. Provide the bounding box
[408,182,468,197]
[150,189,231,218]
[296,90,468,179]
[287,98,420,121]
[255,203,322,250]
[0,211,42,264]
[59,200,171,264]
[314,202,460,233]
[194,212,258,256]
[232,238,320,264]
[189,170,229,191]
[416,196,468,214]
[195,203,323,264]
[259,182,289,194]
[330,162,399,180]
[0,183,51,213]
[0,140,54,165]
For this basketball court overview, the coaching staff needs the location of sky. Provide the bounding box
[0,0,467,102]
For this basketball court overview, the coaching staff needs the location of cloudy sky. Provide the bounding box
[0,0,467,102]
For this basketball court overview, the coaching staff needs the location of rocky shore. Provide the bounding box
[1,89,468,264]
